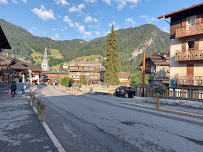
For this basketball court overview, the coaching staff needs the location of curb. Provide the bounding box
[121,103,203,119]
[32,106,66,152]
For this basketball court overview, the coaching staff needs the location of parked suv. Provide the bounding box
[115,86,136,98]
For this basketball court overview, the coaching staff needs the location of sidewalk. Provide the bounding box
[0,86,57,152]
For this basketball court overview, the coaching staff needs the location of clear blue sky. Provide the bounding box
[0,0,202,41]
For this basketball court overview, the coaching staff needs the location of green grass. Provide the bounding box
[24,42,43,64]
[49,49,63,59]
[50,64,60,70]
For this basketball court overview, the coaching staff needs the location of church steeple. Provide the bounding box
[41,48,49,71]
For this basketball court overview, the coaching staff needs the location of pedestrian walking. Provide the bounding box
[10,81,17,97]
[21,83,26,97]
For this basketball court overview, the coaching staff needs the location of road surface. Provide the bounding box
[37,86,203,152]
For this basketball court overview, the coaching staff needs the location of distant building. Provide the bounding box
[118,72,130,85]
[42,71,69,82]
[158,2,203,87]
[67,62,103,83]
[63,63,69,69]
[140,53,170,82]
[41,48,49,71]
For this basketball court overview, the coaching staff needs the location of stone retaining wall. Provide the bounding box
[133,96,203,109]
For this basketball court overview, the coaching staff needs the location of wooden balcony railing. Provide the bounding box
[175,49,203,61]
[176,23,203,38]
[176,75,203,86]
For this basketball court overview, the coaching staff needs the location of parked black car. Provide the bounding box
[115,86,136,98]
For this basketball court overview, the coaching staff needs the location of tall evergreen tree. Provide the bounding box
[104,25,120,85]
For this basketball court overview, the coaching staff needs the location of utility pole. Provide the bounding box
[142,51,145,97]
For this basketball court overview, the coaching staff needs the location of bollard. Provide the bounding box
[156,93,160,108]
[37,99,41,116]
[30,94,33,103]
[40,101,45,122]
[32,96,35,107]
[75,86,77,95]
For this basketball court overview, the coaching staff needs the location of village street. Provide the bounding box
[36,86,203,152]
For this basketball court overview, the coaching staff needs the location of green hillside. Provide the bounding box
[1,19,170,72]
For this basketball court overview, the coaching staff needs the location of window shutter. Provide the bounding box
[182,42,186,51]
[195,39,199,50]
[182,18,186,28]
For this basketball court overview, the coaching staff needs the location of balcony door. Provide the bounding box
[187,64,194,85]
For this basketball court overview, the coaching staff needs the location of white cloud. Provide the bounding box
[161,27,169,33]
[141,15,157,24]
[103,0,140,10]
[108,21,120,30]
[69,4,85,12]
[102,0,111,5]
[22,0,27,3]
[64,16,75,27]
[12,0,18,4]
[84,0,97,3]
[64,26,68,29]
[52,28,56,31]
[125,18,135,26]
[55,0,69,6]
[64,15,91,38]
[52,33,60,40]
[75,22,91,38]
[84,16,98,23]
[32,5,56,21]
[93,18,98,22]
[0,0,8,4]
[95,31,100,37]
[28,29,34,34]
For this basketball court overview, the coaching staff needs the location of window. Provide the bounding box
[188,40,195,50]
[187,16,196,27]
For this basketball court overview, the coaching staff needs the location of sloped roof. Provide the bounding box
[0,53,16,66]
[148,53,170,66]
[12,62,28,70]
[158,2,203,19]
[140,53,170,66]
[0,26,11,51]
[118,72,130,78]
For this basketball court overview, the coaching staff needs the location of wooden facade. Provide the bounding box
[140,53,170,82]
[42,71,69,82]
[67,62,103,83]
[158,3,203,87]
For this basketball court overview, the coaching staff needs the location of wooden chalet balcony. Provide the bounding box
[175,49,203,61]
[176,23,203,38]
[176,75,203,86]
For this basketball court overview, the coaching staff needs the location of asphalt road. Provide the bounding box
[37,86,203,152]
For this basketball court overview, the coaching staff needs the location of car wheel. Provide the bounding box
[125,92,128,98]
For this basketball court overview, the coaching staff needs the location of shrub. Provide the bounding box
[40,81,46,85]
[59,76,74,87]
[147,81,167,94]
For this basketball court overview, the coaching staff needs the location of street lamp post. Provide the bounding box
[142,51,145,97]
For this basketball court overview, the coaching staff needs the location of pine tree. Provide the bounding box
[104,25,120,85]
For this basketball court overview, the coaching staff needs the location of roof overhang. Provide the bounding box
[158,2,203,19]
[0,26,11,51]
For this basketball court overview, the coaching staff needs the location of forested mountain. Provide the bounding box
[0,19,170,73]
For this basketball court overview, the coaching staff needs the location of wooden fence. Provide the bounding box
[133,86,203,101]
[30,85,45,122]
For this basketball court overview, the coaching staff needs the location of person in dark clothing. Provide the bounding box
[10,81,17,97]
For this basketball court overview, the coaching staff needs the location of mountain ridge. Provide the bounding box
[0,19,170,72]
